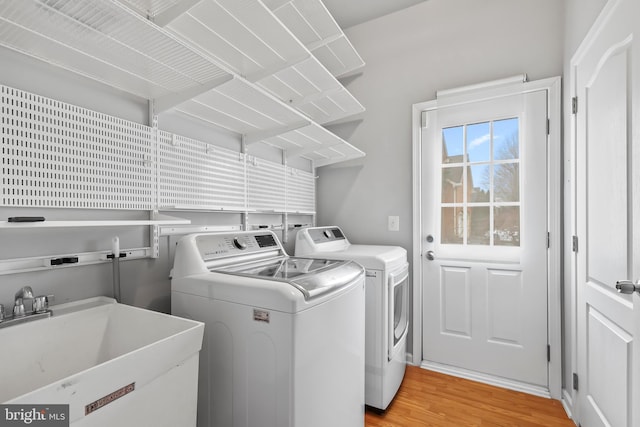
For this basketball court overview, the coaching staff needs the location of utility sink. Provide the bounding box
[0,297,204,426]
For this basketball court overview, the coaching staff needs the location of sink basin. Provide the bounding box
[0,297,204,426]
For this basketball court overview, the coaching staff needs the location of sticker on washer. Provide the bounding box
[253,309,270,323]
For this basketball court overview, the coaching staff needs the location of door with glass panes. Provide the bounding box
[421,89,549,388]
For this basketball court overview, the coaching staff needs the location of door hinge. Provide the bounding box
[572,235,579,252]
[546,118,550,135]
[547,232,550,249]
[573,373,579,391]
[572,97,578,114]
[547,345,551,362]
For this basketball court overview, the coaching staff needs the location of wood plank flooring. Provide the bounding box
[365,366,574,427]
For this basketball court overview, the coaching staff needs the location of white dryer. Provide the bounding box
[295,226,409,411]
[171,230,365,427]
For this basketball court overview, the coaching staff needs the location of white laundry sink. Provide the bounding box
[0,297,204,426]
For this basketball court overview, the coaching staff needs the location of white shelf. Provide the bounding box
[159,224,243,236]
[175,77,305,136]
[0,215,190,229]
[159,0,363,123]
[258,55,364,124]
[175,77,363,163]
[0,0,365,167]
[0,0,229,100]
[263,122,365,166]
[263,0,365,77]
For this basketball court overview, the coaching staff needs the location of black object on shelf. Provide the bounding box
[8,216,45,222]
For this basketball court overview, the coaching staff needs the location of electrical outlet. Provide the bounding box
[388,216,399,231]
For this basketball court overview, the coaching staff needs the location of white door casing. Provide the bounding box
[412,77,562,399]
[573,0,640,425]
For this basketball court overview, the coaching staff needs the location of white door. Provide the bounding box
[420,86,549,390]
[574,0,640,425]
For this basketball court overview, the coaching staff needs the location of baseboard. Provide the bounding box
[561,389,577,424]
[420,360,551,399]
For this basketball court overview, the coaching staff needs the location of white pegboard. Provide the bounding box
[247,156,286,212]
[1,83,315,215]
[158,132,247,210]
[286,167,315,213]
[1,85,154,209]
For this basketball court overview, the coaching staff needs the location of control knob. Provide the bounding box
[233,237,247,250]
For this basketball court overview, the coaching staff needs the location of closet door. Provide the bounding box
[574,0,640,425]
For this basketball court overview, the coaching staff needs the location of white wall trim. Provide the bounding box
[411,76,563,400]
[436,73,528,98]
[410,98,435,366]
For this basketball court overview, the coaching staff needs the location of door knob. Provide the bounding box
[615,280,640,294]
[425,250,435,261]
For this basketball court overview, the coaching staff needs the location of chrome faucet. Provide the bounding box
[13,286,34,318]
[0,286,53,329]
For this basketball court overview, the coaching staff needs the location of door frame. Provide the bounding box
[411,76,562,399]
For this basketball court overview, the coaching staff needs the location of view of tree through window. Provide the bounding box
[441,118,520,247]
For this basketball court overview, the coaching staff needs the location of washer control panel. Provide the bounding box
[196,232,280,261]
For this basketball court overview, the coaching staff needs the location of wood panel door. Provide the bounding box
[573,0,640,425]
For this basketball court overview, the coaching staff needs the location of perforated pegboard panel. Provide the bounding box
[1,85,154,209]
[2,84,315,214]
[158,131,246,210]
[286,167,315,213]
[247,157,286,212]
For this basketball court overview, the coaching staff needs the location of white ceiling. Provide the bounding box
[322,0,428,29]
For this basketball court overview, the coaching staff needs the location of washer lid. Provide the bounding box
[214,256,363,300]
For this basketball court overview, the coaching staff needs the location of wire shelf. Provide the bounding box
[0,0,230,99]
[263,0,365,77]
[0,0,365,168]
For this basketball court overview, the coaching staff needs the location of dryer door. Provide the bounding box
[388,262,409,360]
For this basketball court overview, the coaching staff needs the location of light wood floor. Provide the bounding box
[365,366,575,427]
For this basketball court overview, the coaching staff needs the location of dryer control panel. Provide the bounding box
[308,227,345,243]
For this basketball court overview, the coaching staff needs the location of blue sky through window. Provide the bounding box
[442,118,519,162]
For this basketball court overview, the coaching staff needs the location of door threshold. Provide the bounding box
[420,360,551,398]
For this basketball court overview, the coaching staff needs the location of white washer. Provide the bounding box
[171,230,365,427]
[295,226,409,411]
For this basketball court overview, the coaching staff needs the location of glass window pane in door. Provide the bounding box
[494,163,520,202]
[442,167,465,203]
[494,118,519,160]
[466,122,491,162]
[468,206,490,245]
[443,126,464,163]
[469,164,490,202]
[494,206,520,246]
[441,207,464,244]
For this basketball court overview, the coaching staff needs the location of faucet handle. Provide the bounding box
[13,299,26,318]
[32,295,53,314]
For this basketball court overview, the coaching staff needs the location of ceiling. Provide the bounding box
[322,0,428,29]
